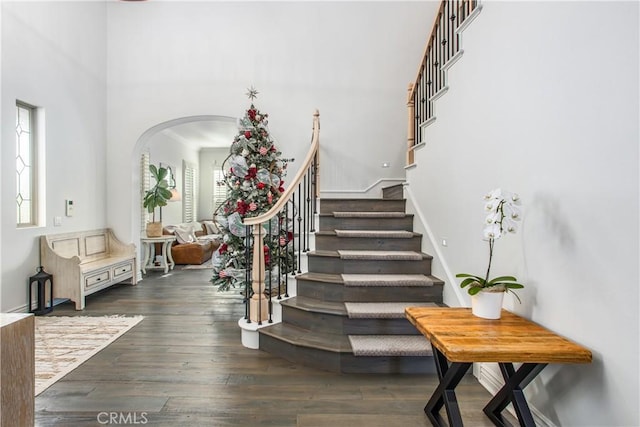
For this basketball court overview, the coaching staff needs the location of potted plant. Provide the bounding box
[456,188,524,319]
[143,164,172,237]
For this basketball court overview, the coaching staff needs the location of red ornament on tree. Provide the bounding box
[244,130,252,139]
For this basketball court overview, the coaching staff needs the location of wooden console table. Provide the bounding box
[405,307,592,427]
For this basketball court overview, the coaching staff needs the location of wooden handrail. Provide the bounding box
[407,0,479,156]
[409,0,448,101]
[244,110,320,226]
[243,110,320,323]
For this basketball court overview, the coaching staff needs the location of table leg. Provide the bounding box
[161,241,170,273]
[483,362,547,427]
[166,242,175,270]
[425,343,472,427]
[141,242,150,274]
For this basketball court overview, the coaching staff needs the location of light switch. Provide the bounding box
[54,216,62,226]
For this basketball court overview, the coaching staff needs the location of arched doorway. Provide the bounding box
[130,115,236,265]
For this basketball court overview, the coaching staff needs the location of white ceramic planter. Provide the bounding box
[471,291,505,319]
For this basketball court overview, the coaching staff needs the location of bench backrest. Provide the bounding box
[45,229,112,263]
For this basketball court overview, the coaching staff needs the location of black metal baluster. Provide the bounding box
[245,225,251,323]
[267,220,273,323]
[297,184,302,274]
[311,159,317,220]
[257,224,263,325]
[308,166,315,234]
[414,89,420,146]
[284,201,290,297]
[443,1,449,64]
[304,169,309,238]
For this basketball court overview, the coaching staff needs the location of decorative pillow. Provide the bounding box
[203,220,219,235]
[174,226,195,244]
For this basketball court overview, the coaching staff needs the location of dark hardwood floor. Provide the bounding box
[35,267,508,427]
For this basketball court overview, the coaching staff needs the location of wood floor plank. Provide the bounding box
[34,268,513,426]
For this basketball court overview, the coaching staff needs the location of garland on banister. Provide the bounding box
[211,88,296,292]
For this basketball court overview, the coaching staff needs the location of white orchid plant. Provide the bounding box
[456,189,524,302]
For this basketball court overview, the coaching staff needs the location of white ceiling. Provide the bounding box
[160,117,237,149]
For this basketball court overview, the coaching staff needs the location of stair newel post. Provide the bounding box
[407,83,415,165]
[250,223,268,323]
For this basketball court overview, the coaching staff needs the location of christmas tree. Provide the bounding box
[211,88,296,292]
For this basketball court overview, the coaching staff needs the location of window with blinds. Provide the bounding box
[212,166,227,217]
[183,162,197,223]
[140,152,150,229]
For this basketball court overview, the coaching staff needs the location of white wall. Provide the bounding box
[1,2,107,311]
[105,1,438,244]
[407,1,639,425]
[199,147,230,221]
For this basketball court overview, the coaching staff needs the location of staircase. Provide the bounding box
[258,186,445,373]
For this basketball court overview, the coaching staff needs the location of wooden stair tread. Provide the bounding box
[315,230,421,238]
[280,296,346,316]
[260,323,351,353]
[297,272,444,287]
[318,212,413,218]
[308,250,432,260]
[296,272,343,283]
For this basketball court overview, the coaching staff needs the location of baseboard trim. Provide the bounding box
[403,183,465,307]
[321,178,406,196]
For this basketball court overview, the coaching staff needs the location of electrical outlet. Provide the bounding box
[441,238,448,247]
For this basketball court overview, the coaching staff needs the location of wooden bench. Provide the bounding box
[40,229,137,310]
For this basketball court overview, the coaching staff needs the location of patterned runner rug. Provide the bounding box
[35,315,143,396]
[344,302,437,318]
[341,274,434,287]
[348,335,432,356]
[337,250,423,260]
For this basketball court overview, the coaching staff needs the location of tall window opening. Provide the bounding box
[140,152,151,229]
[183,162,197,223]
[212,165,226,217]
[16,101,38,227]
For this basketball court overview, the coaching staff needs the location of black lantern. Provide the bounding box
[28,266,53,315]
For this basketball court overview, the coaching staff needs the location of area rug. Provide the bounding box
[35,315,143,396]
